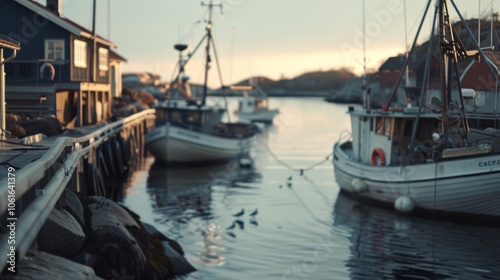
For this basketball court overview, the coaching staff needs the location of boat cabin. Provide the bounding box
[238,95,268,114]
[154,101,225,133]
[348,98,500,167]
[349,107,444,166]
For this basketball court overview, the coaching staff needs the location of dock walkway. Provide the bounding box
[0,109,156,273]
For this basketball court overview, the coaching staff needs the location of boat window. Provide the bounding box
[384,118,392,136]
[376,117,385,134]
[171,110,182,123]
[186,111,201,124]
[393,118,400,136]
[203,112,210,123]
[256,99,267,109]
[403,119,413,137]
[158,110,168,122]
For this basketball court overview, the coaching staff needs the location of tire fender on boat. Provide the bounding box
[394,196,414,213]
[370,148,386,166]
[351,178,367,193]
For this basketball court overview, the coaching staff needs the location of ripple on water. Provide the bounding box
[122,98,500,280]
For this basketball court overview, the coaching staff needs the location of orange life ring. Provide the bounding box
[370,148,385,166]
[39,62,55,80]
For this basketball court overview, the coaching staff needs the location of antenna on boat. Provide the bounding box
[479,0,481,48]
[201,0,223,106]
[404,0,410,87]
[490,0,494,50]
[362,0,368,109]
[174,43,189,81]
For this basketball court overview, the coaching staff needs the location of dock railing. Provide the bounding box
[0,108,155,272]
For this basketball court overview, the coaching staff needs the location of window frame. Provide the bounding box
[45,39,65,61]
[98,48,109,71]
[73,39,87,68]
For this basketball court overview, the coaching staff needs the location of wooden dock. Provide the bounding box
[0,109,155,272]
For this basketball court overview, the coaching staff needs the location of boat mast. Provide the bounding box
[201,0,222,106]
[438,0,470,146]
[91,0,97,83]
[438,0,450,144]
[491,0,494,50]
[362,0,368,109]
[404,0,410,87]
[478,0,481,48]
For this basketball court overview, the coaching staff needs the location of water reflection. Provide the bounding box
[333,193,500,280]
[146,161,261,267]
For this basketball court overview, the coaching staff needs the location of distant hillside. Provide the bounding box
[229,69,358,96]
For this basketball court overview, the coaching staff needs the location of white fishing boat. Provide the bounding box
[333,0,500,218]
[146,100,257,163]
[146,1,258,164]
[236,85,279,123]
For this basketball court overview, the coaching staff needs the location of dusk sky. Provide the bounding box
[35,0,500,87]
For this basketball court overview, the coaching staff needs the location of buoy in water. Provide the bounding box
[239,158,252,168]
[351,178,367,193]
[394,196,414,213]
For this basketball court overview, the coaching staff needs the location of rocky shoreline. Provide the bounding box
[4,189,195,279]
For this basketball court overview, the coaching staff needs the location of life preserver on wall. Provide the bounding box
[370,147,386,166]
[39,62,55,80]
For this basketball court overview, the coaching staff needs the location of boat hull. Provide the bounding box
[333,142,500,217]
[237,109,279,123]
[146,124,254,163]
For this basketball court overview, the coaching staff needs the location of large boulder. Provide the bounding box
[81,196,146,279]
[63,189,85,229]
[37,208,85,258]
[81,196,195,279]
[2,250,96,280]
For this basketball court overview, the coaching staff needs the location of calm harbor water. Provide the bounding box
[121,97,500,280]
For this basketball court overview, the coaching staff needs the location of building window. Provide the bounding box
[45,39,64,61]
[99,48,109,71]
[74,40,87,68]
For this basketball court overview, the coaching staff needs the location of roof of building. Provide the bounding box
[482,51,500,67]
[110,49,127,62]
[379,56,406,71]
[15,0,116,47]
[0,33,21,50]
[379,52,440,72]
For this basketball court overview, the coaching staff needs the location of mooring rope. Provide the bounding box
[262,140,333,174]
[287,185,330,227]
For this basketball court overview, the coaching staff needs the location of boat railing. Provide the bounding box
[337,130,352,144]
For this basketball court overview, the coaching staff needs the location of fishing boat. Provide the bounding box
[146,1,258,164]
[333,0,500,218]
[236,83,279,123]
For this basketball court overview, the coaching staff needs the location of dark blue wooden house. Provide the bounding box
[0,0,120,127]
[0,33,21,135]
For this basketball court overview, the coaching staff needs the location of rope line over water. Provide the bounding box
[262,141,333,174]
